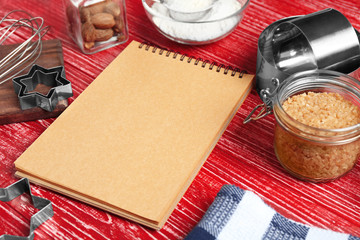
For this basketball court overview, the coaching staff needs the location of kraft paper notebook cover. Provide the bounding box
[14,40,254,229]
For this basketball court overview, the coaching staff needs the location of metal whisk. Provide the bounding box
[0,10,49,85]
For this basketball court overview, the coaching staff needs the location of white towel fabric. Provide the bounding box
[185,185,359,240]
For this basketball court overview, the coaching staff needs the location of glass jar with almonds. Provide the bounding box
[64,0,128,54]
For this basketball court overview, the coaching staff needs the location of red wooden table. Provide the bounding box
[1,0,360,239]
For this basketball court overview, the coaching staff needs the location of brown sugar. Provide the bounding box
[274,91,360,181]
[282,92,360,129]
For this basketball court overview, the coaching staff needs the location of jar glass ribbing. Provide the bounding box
[273,70,360,182]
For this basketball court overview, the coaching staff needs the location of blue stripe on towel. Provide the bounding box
[185,225,216,240]
[197,185,244,238]
[185,185,360,240]
[185,185,245,240]
[262,213,309,240]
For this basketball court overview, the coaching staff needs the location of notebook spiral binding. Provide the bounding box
[139,42,247,78]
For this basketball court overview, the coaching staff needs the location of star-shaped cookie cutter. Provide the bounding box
[0,178,53,240]
[12,64,73,112]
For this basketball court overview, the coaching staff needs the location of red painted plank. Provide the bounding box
[0,0,360,239]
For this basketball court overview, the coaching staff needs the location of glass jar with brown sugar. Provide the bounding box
[273,70,360,182]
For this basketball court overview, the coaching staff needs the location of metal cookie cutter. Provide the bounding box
[0,178,53,240]
[13,64,73,112]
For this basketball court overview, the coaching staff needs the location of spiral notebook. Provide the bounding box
[14,40,254,229]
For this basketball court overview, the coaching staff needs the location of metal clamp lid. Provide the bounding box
[245,8,360,124]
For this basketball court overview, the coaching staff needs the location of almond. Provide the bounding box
[104,2,121,17]
[113,16,124,33]
[95,28,114,41]
[117,33,126,42]
[84,41,95,49]
[81,22,96,42]
[91,13,115,29]
[80,7,91,23]
[84,2,106,15]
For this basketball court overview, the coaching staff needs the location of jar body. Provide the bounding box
[274,123,360,181]
[64,0,129,54]
[273,70,360,182]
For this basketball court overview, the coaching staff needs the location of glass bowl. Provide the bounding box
[142,0,250,45]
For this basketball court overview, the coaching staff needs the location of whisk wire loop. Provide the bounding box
[0,10,49,85]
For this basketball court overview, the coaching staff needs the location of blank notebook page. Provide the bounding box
[15,40,254,229]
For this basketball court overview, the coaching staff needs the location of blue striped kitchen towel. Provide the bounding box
[185,185,359,240]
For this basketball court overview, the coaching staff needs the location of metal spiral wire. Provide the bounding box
[139,41,247,78]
